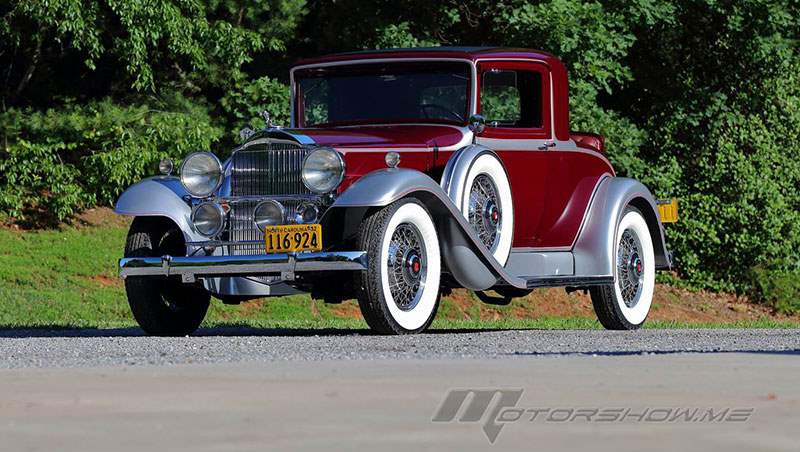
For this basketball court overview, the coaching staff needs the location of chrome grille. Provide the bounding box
[230,142,311,196]
[228,142,312,256]
[227,199,307,255]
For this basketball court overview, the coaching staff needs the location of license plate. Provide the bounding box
[264,224,323,253]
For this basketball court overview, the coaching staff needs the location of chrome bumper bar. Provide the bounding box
[119,251,368,283]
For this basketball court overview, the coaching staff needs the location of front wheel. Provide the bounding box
[124,217,210,336]
[355,198,441,334]
[590,207,655,330]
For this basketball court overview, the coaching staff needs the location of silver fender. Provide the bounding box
[332,168,525,290]
[440,144,499,205]
[114,176,205,243]
[573,177,671,278]
[114,177,289,297]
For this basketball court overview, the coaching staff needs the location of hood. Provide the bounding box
[278,124,469,149]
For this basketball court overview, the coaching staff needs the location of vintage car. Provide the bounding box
[115,47,674,335]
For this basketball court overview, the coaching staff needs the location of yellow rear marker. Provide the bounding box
[656,198,679,223]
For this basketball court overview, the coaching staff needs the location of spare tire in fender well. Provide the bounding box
[324,168,516,290]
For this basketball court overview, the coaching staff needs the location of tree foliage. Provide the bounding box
[1,0,799,301]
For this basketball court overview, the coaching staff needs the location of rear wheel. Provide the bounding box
[355,198,441,334]
[124,217,210,336]
[590,207,655,330]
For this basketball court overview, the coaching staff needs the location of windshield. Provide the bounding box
[295,62,471,127]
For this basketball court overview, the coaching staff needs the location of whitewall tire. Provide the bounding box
[590,207,655,330]
[355,198,441,334]
[459,153,514,266]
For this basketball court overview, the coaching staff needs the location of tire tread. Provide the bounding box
[124,218,210,336]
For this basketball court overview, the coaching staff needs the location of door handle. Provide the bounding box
[538,141,556,150]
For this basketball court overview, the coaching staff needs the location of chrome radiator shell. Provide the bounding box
[229,142,311,197]
[226,142,314,256]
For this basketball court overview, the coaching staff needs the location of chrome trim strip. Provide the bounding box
[220,194,320,203]
[119,251,369,279]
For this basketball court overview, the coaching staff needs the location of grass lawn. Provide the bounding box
[1,209,798,332]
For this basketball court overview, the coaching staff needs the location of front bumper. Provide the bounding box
[119,251,368,283]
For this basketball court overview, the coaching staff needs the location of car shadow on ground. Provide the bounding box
[0,324,514,338]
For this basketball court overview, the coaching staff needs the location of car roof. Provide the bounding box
[293,46,558,68]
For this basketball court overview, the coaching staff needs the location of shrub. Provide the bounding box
[219,76,291,137]
[0,96,223,223]
[751,264,800,314]
[631,1,800,293]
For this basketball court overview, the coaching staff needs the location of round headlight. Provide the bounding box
[302,148,345,194]
[191,202,225,237]
[254,200,285,232]
[180,152,222,197]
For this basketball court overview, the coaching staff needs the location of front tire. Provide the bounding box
[355,198,441,334]
[124,217,210,336]
[590,207,655,330]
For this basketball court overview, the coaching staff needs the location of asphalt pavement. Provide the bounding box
[0,328,798,451]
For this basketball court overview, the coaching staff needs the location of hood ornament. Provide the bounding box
[261,110,279,129]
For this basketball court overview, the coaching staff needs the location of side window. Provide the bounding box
[481,69,542,128]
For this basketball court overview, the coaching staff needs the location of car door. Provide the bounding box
[474,60,552,248]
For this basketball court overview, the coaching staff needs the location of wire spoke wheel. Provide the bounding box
[590,207,655,330]
[356,198,441,334]
[386,223,427,311]
[468,174,501,251]
[617,229,644,308]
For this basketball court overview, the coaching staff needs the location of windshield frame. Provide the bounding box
[291,59,475,128]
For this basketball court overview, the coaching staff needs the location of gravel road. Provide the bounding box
[0,328,798,368]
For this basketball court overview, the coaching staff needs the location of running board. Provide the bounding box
[522,276,613,289]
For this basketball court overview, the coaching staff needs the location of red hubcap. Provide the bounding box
[406,253,422,277]
[630,253,643,277]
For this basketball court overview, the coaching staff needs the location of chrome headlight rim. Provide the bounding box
[301,147,345,194]
[180,151,223,198]
[253,199,286,232]
[190,201,226,238]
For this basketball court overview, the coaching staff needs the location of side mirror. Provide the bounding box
[468,114,486,134]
